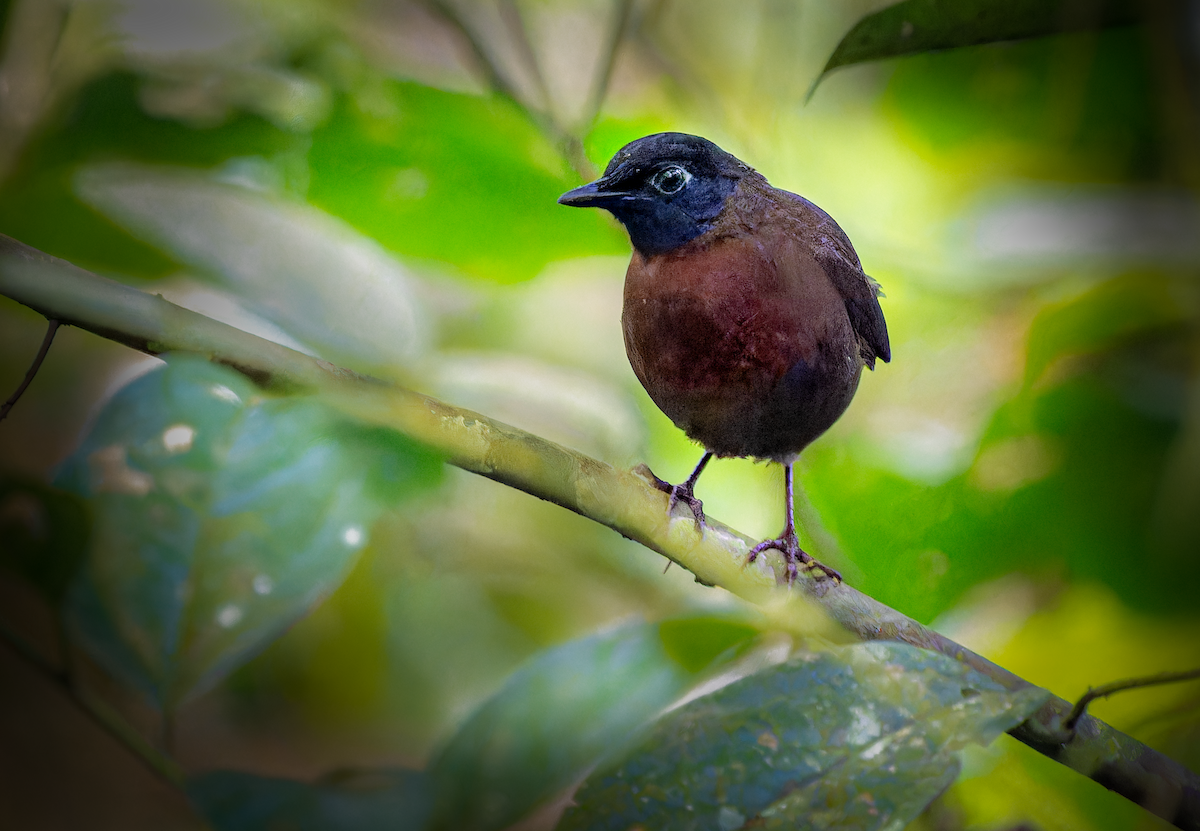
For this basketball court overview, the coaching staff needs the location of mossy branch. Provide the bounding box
[1,232,1197,829]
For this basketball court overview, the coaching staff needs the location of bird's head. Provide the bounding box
[559,133,752,256]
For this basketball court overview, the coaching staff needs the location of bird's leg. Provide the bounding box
[746,463,842,585]
[641,451,712,529]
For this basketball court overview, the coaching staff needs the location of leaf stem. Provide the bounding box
[0,318,59,423]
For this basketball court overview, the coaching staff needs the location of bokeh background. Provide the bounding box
[1,0,1198,828]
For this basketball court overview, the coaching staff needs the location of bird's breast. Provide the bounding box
[621,234,862,457]
[622,237,846,388]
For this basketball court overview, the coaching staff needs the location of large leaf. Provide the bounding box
[188,768,432,831]
[0,71,302,278]
[57,355,442,708]
[814,0,1139,94]
[305,82,624,284]
[74,162,429,373]
[427,617,758,831]
[562,641,1049,831]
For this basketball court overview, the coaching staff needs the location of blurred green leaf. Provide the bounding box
[0,475,89,604]
[658,616,759,674]
[0,72,304,277]
[880,27,1155,167]
[56,355,442,709]
[811,369,1185,621]
[1025,272,1190,386]
[188,767,432,831]
[427,618,758,831]
[74,161,431,371]
[817,0,1138,85]
[306,82,624,283]
[562,641,1048,831]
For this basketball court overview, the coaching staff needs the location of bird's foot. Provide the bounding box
[746,532,841,586]
[635,463,706,529]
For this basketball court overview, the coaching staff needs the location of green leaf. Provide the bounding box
[1025,272,1190,386]
[187,768,432,831]
[73,162,431,372]
[813,0,1138,95]
[306,82,624,283]
[0,72,302,278]
[56,355,441,708]
[427,618,758,831]
[562,641,1049,831]
[0,475,89,604]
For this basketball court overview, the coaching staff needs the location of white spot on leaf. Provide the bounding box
[252,574,273,595]
[216,604,243,628]
[342,525,364,547]
[162,424,196,453]
[209,384,242,404]
[846,705,882,745]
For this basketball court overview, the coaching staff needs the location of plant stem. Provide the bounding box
[1064,667,1200,731]
[0,317,58,422]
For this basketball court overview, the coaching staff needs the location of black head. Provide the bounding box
[558,133,752,256]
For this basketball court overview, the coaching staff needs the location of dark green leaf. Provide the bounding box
[427,618,758,831]
[0,475,89,604]
[562,641,1048,831]
[56,355,442,708]
[814,0,1139,94]
[188,768,432,831]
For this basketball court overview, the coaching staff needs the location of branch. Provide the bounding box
[1,232,1197,828]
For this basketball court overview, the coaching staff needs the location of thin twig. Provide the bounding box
[425,0,524,105]
[0,318,59,422]
[0,619,186,787]
[498,0,552,114]
[581,0,635,131]
[1064,667,1200,732]
[422,0,593,179]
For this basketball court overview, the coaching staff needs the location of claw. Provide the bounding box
[638,463,706,529]
[637,452,714,531]
[667,484,705,529]
[746,532,841,585]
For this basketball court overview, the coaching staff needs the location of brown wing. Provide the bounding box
[775,190,892,369]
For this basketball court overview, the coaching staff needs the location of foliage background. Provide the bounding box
[0,0,1197,828]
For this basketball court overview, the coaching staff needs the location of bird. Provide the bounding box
[558,132,890,584]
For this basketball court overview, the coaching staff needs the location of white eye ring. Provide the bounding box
[650,165,691,195]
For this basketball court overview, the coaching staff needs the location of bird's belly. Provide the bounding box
[622,294,862,459]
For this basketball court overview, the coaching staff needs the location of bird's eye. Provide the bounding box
[650,165,691,195]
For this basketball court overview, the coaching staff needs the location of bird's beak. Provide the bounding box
[558,178,629,208]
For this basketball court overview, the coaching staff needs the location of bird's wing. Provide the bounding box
[778,192,891,368]
[813,239,891,368]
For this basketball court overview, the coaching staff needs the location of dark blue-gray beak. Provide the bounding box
[558,178,629,208]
